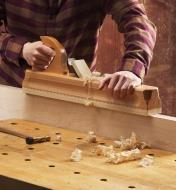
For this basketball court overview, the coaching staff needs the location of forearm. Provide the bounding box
[119,2,156,79]
[105,0,157,80]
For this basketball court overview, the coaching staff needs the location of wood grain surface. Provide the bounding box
[0,119,176,190]
[23,70,161,116]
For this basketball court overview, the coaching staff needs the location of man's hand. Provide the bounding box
[99,71,142,98]
[22,41,55,71]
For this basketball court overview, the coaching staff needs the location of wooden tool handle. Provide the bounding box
[0,126,27,139]
[0,126,51,144]
[40,36,69,75]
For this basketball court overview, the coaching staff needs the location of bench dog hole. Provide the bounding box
[35,128,40,130]
[28,147,34,150]
[10,122,18,125]
[49,165,55,168]
[128,186,136,189]
[53,142,59,145]
[25,159,31,161]
[148,153,155,156]
[99,142,106,145]
[100,178,108,182]
[77,137,83,140]
[2,153,8,155]
[74,172,80,174]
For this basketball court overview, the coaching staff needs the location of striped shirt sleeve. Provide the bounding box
[104,0,157,79]
[0,2,27,67]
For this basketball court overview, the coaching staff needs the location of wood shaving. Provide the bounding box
[84,101,94,107]
[137,141,150,150]
[70,148,82,162]
[138,155,154,167]
[55,133,62,142]
[95,145,115,157]
[113,140,122,148]
[114,132,149,150]
[92,71,102,77]
[87,131,97,143]
[107,148,141,164]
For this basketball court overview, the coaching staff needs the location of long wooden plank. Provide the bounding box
[22,70,161,116]
[0,85,176,152]
[0,119,176,190]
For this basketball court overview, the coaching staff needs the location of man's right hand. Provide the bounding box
[22,41,55,71]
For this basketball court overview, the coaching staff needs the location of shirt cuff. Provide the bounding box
[118,58,146,81]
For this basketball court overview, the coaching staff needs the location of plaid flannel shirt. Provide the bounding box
[0,0,156,87]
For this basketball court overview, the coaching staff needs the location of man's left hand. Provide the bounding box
[99,71,142,98]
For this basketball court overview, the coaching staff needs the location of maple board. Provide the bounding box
[23,70,161,116]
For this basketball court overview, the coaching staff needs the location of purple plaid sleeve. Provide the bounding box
[105,0,157,79]
[0,34,27,66]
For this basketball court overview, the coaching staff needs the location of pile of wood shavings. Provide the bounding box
[114,132,149,150]
[96,145,114,157]
[69,131,153,167]
[94,132,153,166]
[95,145,141,164]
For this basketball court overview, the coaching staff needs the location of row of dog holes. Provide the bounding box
[10,122,62,134]
[0,153,128,186]
[2,151,176,162]
[0,153,137,189]
[16,161,135,188]
[3,152,176,189]
[76,137,107,146]
[0,152,158,189]
[0,151,138,187]
[10,122,40,131]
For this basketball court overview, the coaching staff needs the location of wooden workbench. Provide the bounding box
[0,119,176,190]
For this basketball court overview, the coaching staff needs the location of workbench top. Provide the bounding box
[0,119,176,190]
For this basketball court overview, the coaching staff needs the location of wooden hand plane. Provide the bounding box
[40,36,69,75]
[22,36,161,116]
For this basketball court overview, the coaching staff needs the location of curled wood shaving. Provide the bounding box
[70,148,82,162]
[107,148,141,164]
[95,145,115,157]
[55,134,62,142]
[138,155,154,167]
[87,131,97,143]
[114,132,150,150]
